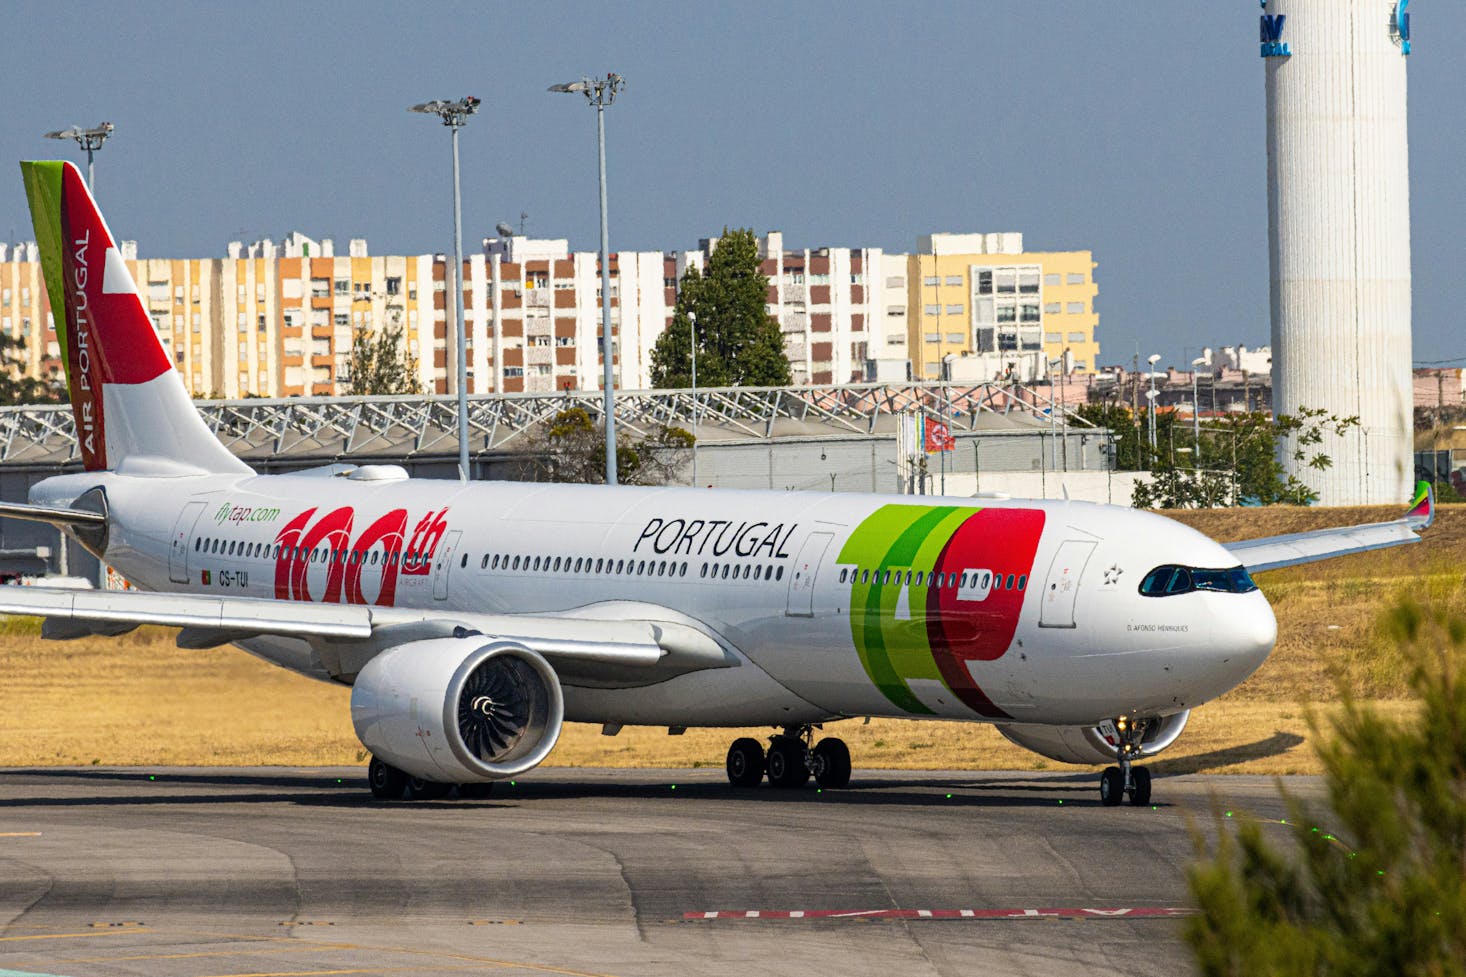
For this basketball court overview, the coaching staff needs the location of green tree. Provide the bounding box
[523,407,693,486]
[1185,596,1466,977]
[0,332,64,405]
[650,228,791,388]
[1130,407,1360,508]
[347,320,422,396]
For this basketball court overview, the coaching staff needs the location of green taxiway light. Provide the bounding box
[946,794,952,799]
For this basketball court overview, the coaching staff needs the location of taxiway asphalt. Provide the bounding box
[0,767,1325,977]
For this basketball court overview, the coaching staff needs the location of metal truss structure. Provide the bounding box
[0,381,1088,469]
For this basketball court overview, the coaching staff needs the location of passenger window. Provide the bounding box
[755,565,763,580]
[839,568,848,583]
[721,565,730,580]
[776,566,784,581]
[1018,574,1027,590]
[461,554,468,569]
[914,570,924,585]
[860,569,870,584]
[700,563,708,578]
[1005,574,1015,590]
[481,555,489,569]
[512,555,521,570]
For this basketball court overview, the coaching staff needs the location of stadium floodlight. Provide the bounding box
[43,122,115,189]
[409,97,480,481]
[550,73,626,485]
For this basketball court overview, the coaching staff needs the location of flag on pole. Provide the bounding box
[925,417,955,453]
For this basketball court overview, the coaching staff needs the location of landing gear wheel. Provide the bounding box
[1128,767,1152,807]
[457,782,496,800]
[368,756,407,799]
[1099,766,1124,806]
[811,738,852,789]
[726,737,766,787]
[766,738,811,788]
[406,776,452,801]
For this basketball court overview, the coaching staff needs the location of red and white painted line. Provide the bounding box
[686,907,1196,921]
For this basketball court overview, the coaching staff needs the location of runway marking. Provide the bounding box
[687,907,1198,920]
[0,833,42,837]
[192,971,373,977]
[0,929,149,943]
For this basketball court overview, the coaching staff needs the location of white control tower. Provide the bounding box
[1263,0,1414,504]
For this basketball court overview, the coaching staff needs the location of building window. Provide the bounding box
[1044,273,1060,286]
[945,304,963,315]
[945,333,964,344]
[334,279,349,295]
[1018,271,1040,294]
[887,306,906,317]
[996,305,1016,324]
[1067,273,1086,285]
[1067,302,1086,314]
[976,270,993,295]
[944,275,962,287]
[1044,302,1061,314]
[923,333,940,343]
[886,276,905,288]
[887,335,905,345]
[1046,332,1063,343]
[385,277,401,295]
[1067,331,1089,343]
[1020,304,1040,323]
[334,313,349,327]
[995,270,1016,294]
[310,278,329,298]
[922,276,939,287]
[923,304,940,316]
[504,367,524,377]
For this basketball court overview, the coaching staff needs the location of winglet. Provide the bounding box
[1406,479,1434,531]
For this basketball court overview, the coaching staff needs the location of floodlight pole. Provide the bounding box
[43,122,114,190]
[551,73,625,485]
[689,310,698,487]
[409,97,480,482]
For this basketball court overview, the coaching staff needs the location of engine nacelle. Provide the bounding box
[350,637,564,784]
[994,711,1190,765]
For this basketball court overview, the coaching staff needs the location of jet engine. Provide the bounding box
[994,711,1190,765]
[350,636,564,784]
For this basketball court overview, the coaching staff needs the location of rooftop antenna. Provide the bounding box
[519,211,529,234]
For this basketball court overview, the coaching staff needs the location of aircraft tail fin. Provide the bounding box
[20,160,248,475]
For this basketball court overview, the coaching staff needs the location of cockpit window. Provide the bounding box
[1139,564,1257,597]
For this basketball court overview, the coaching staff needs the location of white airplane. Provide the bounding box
[1,161,1435,806]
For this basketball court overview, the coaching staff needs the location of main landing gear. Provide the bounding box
[1098,716,1153,807]
[367,755,495,801]
[726,726,852,789]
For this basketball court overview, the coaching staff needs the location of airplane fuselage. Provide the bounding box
[32,469,1276,731]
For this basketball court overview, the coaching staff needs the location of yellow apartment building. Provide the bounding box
[906,233,1099,380]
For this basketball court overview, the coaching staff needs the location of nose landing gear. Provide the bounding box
[724,726,851,789]
[1098,716,1154,807]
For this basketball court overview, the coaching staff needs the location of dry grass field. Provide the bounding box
[1,502,1458,777]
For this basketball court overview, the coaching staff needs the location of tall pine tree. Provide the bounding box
[650,228,791,388]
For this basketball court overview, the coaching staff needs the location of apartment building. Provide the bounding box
[905,233,1099,381]
[1,228,1096,399]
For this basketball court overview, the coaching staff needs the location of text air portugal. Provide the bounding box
[48,163,172,471]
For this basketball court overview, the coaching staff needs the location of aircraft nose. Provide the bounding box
[1219,593,1276,680]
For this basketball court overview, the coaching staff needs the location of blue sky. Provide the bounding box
[3,2,1461,372]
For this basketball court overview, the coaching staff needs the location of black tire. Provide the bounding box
[1099,766,1124,806]
[766,738,810,788]
[1129,766,1152,806]
[812,738,852,789]
[406,776,452,801]
[457,782,496,800]
[368,756,407,799]
[726,737,766,787]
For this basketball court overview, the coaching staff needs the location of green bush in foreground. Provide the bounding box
[1186,597,1466,976]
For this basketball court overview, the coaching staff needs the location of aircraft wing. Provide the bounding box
[1225,481,1434,574]
[0,587,732,682]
